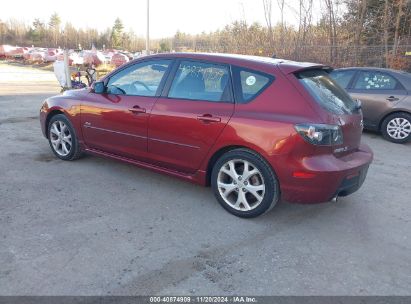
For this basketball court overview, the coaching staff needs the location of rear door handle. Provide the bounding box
[197,115,221,123]
[387,96,399,102]
[129,106,146,114]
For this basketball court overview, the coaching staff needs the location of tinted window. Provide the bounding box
[168,61,231,102]
[107,60,171,96]
[354,71,400,90]
[297,70,357,115]
[330,70,356,89]
[239,70,271,102]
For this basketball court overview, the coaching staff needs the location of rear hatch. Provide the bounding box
[334,113,363,154]
[295,69,363,154]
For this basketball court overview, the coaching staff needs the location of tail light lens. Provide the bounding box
[295,124,343,146]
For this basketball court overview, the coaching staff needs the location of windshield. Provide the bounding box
[297,70,357,115]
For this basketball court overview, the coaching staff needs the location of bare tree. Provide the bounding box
[353,0,367,65]
[294,0,314,60]
[393,0,405,55]
[324,0,338,64]
[263,0,275,52]
[383,0,391,66]
[276,0,286,53]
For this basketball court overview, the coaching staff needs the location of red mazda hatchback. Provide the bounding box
[40,53,373,218]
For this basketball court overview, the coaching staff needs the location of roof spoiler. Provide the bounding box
[278,63,334,75]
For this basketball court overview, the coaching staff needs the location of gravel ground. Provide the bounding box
[0,62,410,296]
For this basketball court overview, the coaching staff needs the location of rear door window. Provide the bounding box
[297,70,357,115]
[233,68,273,103]
[354,71,402,90]
[168,60,232,102]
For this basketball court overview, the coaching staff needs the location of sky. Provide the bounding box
[1,0,324,38]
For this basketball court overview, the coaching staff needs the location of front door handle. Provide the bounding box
[129,106,146,114]
[197,114,221,123]
[387,96,399,102]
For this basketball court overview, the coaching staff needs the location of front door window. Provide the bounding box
[107,60,171,96]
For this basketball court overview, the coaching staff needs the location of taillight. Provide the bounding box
[294,124,343,146]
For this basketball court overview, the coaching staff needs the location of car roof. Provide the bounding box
[131,52,328,74]
[335,67,407,73]
[334,66,410,76]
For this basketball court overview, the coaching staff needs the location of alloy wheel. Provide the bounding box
[386,117,411,140]
[217,159,266,211]
[49,120,72,156]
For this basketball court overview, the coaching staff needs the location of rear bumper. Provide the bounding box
[279,143,373,204]
[334,165,369,197]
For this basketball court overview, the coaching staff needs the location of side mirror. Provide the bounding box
[93,81,106,94]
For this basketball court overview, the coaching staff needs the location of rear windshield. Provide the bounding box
[297,70,357,115]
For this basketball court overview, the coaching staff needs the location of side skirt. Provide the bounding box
[84,148,207,186]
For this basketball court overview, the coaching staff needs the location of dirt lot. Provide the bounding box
[0,62,410,296]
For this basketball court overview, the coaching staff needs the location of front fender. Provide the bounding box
[40,95,82,141]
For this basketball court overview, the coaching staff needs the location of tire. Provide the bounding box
[47,114,82,161]
[381,112,411,144]
[211,149,280,218]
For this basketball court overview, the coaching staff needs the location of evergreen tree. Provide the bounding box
[27,18,45,45]
[111,18,124,48]
[49,13,61,47]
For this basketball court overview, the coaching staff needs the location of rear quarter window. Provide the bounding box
[233,67,274,103]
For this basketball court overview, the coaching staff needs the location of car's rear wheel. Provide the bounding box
[48,114,82,161]
[211,149,280,218]
[381,112,411,144]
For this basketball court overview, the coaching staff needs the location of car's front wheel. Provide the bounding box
[48,114,82,161]
[211,149,280,218]
[381,112,411,144]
